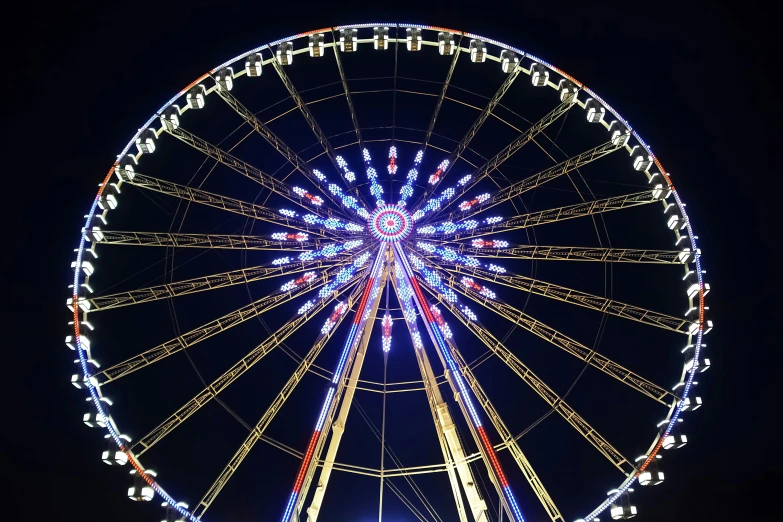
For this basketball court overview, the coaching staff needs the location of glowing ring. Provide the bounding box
[369,205,413,242]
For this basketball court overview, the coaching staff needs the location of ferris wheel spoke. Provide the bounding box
[414,275,635,475]
[164,125,341,217]
[430,258,694,334]
[420,259,679,405]
[411,60,523,211]
[191,281,365,518]
[117,169,351,239]
[423,188,667,241]
[132,274,366,464]
[270,48,369,208]
[91,230,326,251]
[423,34,463,149]
[330,30,364,153]
[90,260,367,385]
[447,339,565,522]
[455,242,690,264]
[87,256,353,312]
[439,138,623,224]
[210,88,354,215]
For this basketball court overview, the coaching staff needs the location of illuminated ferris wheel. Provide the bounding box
[67,23,712,522]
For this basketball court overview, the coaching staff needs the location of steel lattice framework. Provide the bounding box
[67,23,710,522]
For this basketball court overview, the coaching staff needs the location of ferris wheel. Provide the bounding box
[67,23,712,522]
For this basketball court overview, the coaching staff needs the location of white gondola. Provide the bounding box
[160,105,180,131]
[608,120,630,146]
[186,84,206,109]
[98,188,117,211]
[83,397,112,427]
[531,63,549,86]
[128,469,157,501]
[406,28,422,51]
[161,501,189,522]
[438,32,455,55]
[608,489,637,519]
[309,34,325,57]
[681,396,703,411]
[277,42,294,65]
[373,27,389,50]
[135,129,156,154]
[339,29,357,53]
[635,455,664,486]
[585,98,606,123]
[630,145,653,171]
[651,183,671,200]
[659,420,689,450]
[500,50,518,73]
[558,79,579,103]
[215,67,233,92]
[102,434,130,465]
[245,53,262,76]
[469,39,486,62]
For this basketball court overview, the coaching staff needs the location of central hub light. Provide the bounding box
[368,205,413,242]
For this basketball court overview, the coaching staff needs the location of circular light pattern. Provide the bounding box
[369,205,413,242]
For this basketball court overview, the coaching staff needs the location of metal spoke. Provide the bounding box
[417,257,678,404]
[439,137,622,223]
[411,59,523,211]
[210,88,352,215]
[330,29,364,153]
[134,276,365,465]
[428,256,694,334]
[92,230,325,251]
[454,243,688,264]
[165,125,342,217]
[447,339,565,522]
[88,257,351,312]
[269,46,366,206]
[118,169,349,239]
[415,275,635,475]
[91,261,369,385]
[423,34,463,149]
[426,189,663,240]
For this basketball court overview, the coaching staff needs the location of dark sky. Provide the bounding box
[7,1,780,521]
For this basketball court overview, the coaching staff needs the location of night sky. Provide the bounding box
[8,1,780,521]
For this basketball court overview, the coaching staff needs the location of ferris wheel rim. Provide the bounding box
[68,22,709,522]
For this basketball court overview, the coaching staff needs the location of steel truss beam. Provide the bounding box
[411,61,523,211]
[415,275,635,475]
[455,243,686,264]
[416,256,678,404]
[424,35,463,148]
[88,256,352,312]
[92,230,325,251]
[153,283,366,516]
[301,251,389,522]
[166,126,342,217]
[390,261,486,522]
[430,189,660,240]
[442,137,622,223]
[120,170,346,239]
[211,88,354,215]
[429,257,693,335]
[92,262,370,385]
